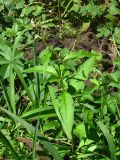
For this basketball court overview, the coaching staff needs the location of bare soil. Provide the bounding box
[24,31,115,71]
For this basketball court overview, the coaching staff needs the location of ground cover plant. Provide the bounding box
[0,0,120,159]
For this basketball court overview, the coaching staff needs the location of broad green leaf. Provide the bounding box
[109,82,120,89]
[107,96,117,115]
[33,6,43,16]
[48,86,69,139]
[69,80,84,91]
[59,91,74,140]
[72,3,80,12]
[81,22,90,32]
[114,58,120,66]
[15,0,24,9]
[97,27,110,38]
[63,50,90,61]
[0,44,12,59]
[114,27,120,45]
[108,6,120,15]
[49,86,74,140]
[88,145,97,152]
[74,123,86,139]
[90,78,100,86]
[74,57,95,80]
[0,117,11,122]
[110,71,120,83]
[70,57,95,91]
[43,121,57,132]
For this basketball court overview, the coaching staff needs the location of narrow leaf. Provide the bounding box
[0,130,20,160]
[0,76,12,112]
[24,65,58,76]
[0,107,63,160]
[13,66,34,104]
[97,120,117,160]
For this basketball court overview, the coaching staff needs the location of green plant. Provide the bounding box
[0,0,120,159]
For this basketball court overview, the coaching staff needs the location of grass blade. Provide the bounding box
[13,66,34,104]
[0,107,63,160]
[21,107,56,119]
[0,130,20,160]
[0,76,12,112]
[9,65,16,114]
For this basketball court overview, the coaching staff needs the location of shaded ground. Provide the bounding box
[24,30,116,71]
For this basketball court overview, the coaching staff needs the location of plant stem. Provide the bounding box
[57,0,62,36]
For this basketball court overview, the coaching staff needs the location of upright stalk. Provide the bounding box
[57,0,62,36]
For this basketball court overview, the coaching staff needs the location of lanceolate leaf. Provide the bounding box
[48,86,68,138]
[21,107,56,120]
[24,65,58,76]
[59,91,74,140]
[9,65,16,114]
[97,120,117,160]
[49,86,74,140]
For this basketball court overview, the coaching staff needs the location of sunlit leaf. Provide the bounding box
[24,65,58,76]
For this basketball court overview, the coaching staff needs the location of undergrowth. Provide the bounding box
[0,0,120,160]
